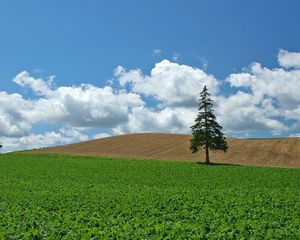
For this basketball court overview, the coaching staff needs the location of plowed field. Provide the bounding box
[30,133,300,168]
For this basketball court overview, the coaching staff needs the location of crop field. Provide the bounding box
[0,154,299,239]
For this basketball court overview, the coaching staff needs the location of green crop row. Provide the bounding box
[0,154,299,239]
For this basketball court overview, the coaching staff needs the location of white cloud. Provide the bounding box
[215,92,287,134]
[289,133,300,137]
[113,106,196,135]
[0,92,33,137]
[13,71,55,97]
[223,50,300,134]
[93,51,300,138]
[92,133,111,139]
[278,49,300,69]
[0,72,144,151]
[226,51,300,122]
[284,108,300,121]
[13,71,144,128]
[0,127,90,153]
[59,127,89,141]
[0,132,72,153]
[2,49,300,152]
[115,59,219,108]
[226,72,256,88]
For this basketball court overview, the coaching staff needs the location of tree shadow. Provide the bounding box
[195,161,241,167]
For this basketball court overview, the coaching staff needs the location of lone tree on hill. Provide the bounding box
[190,86,228,164]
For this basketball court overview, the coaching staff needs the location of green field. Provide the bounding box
[0,154,299,239]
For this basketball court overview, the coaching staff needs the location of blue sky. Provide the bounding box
[1,0,300,151]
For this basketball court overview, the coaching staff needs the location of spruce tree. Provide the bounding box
[190,86,228,164]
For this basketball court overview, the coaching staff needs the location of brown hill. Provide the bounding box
[30,133,300,168]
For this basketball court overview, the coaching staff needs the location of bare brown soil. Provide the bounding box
[30,133,300,168]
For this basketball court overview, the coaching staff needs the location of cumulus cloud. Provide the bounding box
[0,72,144,151]
[115,60,219,108]
[92,133,111,139]
[0,92,33,137]
[215,93,287,134]
[0,127,108,153]
[59,127,89,141]
[289,133,300,137]
[2,49,300,152]
[0,132,68,153]
[222,49,300,134]
[13,71,144,128]
[13,71,55,97]
[113,106,196,135]
[114,50,300,136]
[278,49,300,69]
[227,62,300,108]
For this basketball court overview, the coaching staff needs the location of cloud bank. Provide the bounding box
[1,49,300,151]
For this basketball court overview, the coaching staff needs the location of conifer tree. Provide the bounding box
[190,86,228,164]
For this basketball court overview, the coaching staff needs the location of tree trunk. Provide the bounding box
[205,145,210,164]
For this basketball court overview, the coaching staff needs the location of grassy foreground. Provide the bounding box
[0,154,299,239]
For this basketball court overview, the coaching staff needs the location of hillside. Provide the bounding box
[29,133,300,168]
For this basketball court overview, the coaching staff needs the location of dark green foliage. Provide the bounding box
[0,145,2,149]
[0,153,299,239]
[190,86,228,163]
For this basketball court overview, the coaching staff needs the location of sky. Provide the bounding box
[1,0,300,152]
